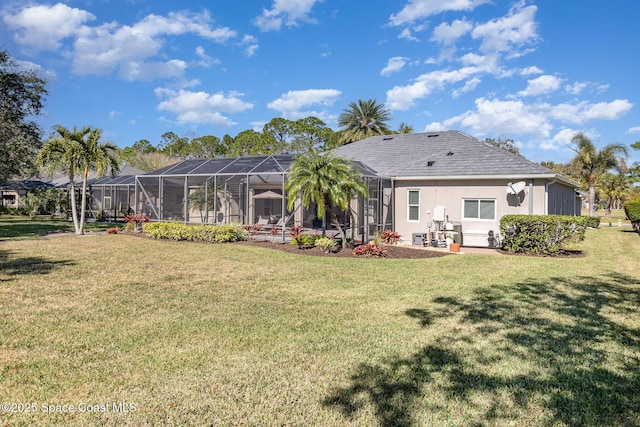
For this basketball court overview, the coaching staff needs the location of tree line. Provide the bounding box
[2,48,639,233]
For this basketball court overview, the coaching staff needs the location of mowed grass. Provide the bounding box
[0,215,114,239]
[0,222,638,426]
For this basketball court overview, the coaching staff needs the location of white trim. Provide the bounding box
[407,189,420,223]
[392,174,580,188]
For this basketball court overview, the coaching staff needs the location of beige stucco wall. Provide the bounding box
[394,179,554,246]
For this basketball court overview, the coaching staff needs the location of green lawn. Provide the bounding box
[0,219,638,426]
[0,215,114,239]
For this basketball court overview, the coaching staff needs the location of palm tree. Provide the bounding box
[338,99,392,144]
[37,125,119,234]
[597,172,632,214]
[569,133,628,217]
[398,122,414,134]
[285,150,368,248]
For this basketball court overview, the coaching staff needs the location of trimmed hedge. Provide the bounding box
[623,200,640,232]
[142,222,249,243]
[500,214,587,255]
[585,216,601,229]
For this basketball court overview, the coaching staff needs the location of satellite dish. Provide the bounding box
[506,181,526,195]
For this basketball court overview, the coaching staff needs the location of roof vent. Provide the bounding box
[427,161,436,167]
[427,134,439,138]
[446,151,454,156]
[383,137,393,140]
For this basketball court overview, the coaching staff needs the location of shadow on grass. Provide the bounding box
[0,249,75,281]
[324,272,640,426]
[0,216,114,240]
[0,217,74,239]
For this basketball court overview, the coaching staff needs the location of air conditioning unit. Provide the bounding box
[462,230,500,248]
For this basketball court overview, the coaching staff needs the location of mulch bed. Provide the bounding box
[237,240,451,259]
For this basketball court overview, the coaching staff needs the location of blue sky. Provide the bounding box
[2,0,639,164]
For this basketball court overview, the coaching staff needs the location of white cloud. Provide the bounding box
[424,122,447,132]
[564,81,588,95]
[518,75,562,97]
[432,19,473,45]
[240,35,259,57]
[452,77,481,97]
[73,11,236,79]
[398,27,420,42]
[549,99,633,124]
[437,96,632,145]
[627,126,640,134]
[3,3,95,51]
[194,46,221,68]
[471,4,538,55]
[268,89,341,112]
[119,59,188,81]
[459,53,500,70]
[389,0,490,26]
[386,65,490,110]
[538,128,578,151]
[254,0,322,31]
[381,57,409,76]
[444,97,553,138]
[155,88,254,127]
[5,5,239,81]
[520,66,543,76]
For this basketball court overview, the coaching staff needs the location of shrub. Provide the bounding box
[500,214,587,255]
[623,200,640,232]
[142,222,249,243]
[269,226,281,236]
[379,230,401,244]
[315,236,337,253]
[353,241,386,257]
[245,223,265,241]
[124,213,150,224]
[585,216,601,228]
[124,213,150,231]
[289,225,312,248]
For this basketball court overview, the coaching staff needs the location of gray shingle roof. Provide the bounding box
[331,130,564,180]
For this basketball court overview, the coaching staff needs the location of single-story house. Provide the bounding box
[0,179,54,209]
[331,131,582,246]
[98,130,580,247]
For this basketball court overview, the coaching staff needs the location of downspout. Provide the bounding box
[183,176,188,224]
[391,178,395,231]
[544,177,557,215]
[528,179,534,215]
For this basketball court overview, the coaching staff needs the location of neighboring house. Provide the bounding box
[39,164,144,221]
[332,131,582,246]
[0,180,54,209]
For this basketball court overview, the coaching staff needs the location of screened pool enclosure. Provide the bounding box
[129,155,393,242]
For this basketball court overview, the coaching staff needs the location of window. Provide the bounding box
[463,199,495,220]
[408,190,420,222]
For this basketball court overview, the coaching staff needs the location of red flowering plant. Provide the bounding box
[353,241,387,257]
[289,224,315,248]
[246,223,265,241]
[379,230,401,245]
[124,213,150,232]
